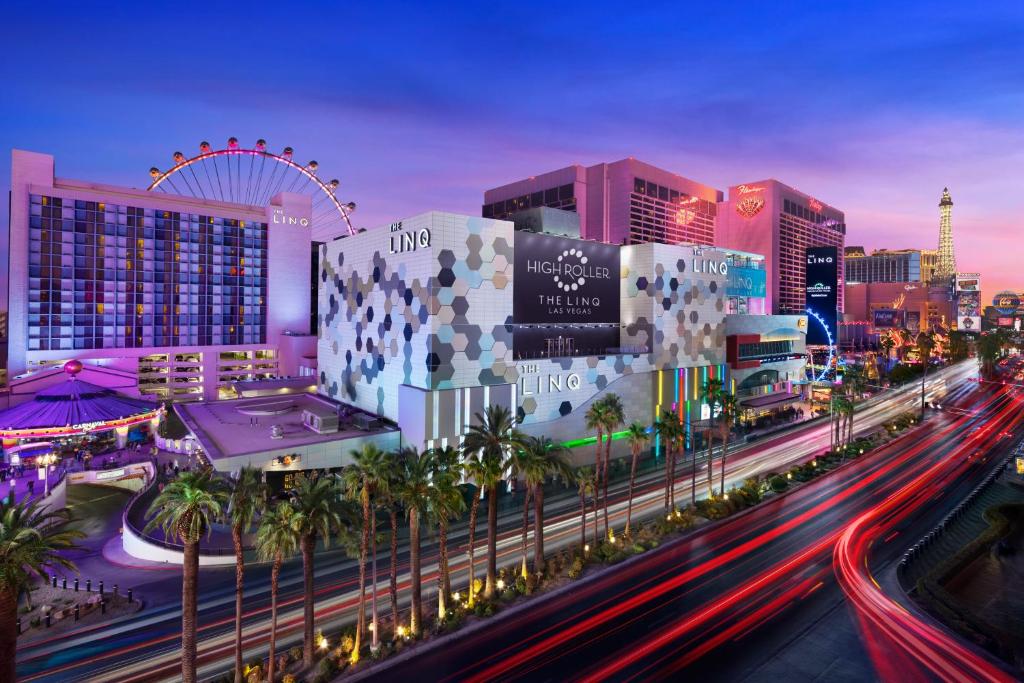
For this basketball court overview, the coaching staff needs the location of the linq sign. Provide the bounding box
[513,232,621,324]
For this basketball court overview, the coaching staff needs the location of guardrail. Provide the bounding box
[898,445,1018,582]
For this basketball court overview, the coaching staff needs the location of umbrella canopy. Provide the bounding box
[0,365,160,439]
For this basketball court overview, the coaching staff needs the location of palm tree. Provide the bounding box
[427,451,466,623]
[341,443,388,657]
[575,467,597,552]
[461,452,497,607]
[584,401,609,532]
[291,473,346,666]
[431,445,462,601]
[0,498,83,682]
[624,422,650,536]
[254,501,299,683]
[702,378,724,499]
[145,470,229,683]
[521,436,571,574]
[462,404,525,599]
[598,394,624,539]
[718,395,738,497]
[382,453,404,637]
[396,448,432,636]
[656,411,682,511]
[227,466,265,683]
[503,439,535,580]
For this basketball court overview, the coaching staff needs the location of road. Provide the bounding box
[354,368,1020,682]
[15,363,974,681]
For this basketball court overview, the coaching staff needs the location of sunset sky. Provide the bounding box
[2,1,1022,302]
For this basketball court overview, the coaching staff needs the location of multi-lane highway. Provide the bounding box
[357,365,1019,682]
[16,363,975,681]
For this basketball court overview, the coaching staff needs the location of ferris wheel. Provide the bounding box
[147,137,358,239]
[805,307,837,383]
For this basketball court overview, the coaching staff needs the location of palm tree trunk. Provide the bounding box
[520,484,531,578]
[602,434,612,540]
[389,507,399,635]
[591,489,599,549]
[409,508,422,635]
[593,431,603,529]
[692,434,699,506]
[626,447,639,536]
[231,524,244,683]
[437,519,449,622]
[354,487,369,656]
[301,533,315,667]
[370,513,379,651]
[706,422,715,498]
[485,486,498,599]
[719,421,729,497]
[267,553,282,683]
[579,486,587,553]
[533,482,545,574]
[181,540,199,683]
[467,494,480,606]
[663,441,671,511]
[0,588,18,683]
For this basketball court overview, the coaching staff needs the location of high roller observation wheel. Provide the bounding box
[146,137,358,237]
[805,307,837,383]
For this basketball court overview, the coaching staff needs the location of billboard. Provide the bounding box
[993,290,1020,315]
[955,274,980,293]
[957,273,982,332]
[998,316,1015,327]
[726,266,766,298]
[804,246,838,346]
[513,232,621,325]
[872,308,904,329]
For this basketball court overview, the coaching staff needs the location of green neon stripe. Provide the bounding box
[560,429,631,449]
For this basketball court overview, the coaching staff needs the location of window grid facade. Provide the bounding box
[27,195,268,351]
[482,183,576,219]
[737,340,793,360]
[778,212,845,315]
[628,177,715,246]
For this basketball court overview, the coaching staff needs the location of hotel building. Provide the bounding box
[482,158,721,246]
[716,180,846,317]
[844,247,938,285]
[317,209,804,460]
[5,150,317,403]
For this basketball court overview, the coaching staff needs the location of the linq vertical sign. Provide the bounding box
[804,246,838,346]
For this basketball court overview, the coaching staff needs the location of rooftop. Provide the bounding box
[176,393,397,461]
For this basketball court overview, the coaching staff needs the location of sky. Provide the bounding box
[2,1,1023,302]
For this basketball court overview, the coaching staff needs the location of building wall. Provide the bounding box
[7,150,314,401]
[318,216,731,449]
[317,212,516,420]
[717,180,846,316]
[483,158,721,247]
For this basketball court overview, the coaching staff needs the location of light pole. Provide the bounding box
[38,453,59,497]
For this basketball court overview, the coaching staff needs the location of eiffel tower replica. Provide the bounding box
[934,187,956,285]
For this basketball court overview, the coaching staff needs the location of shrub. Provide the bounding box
[318,657,339,677]
[289,646,302,662]
[568,557,584,579]
[769,475,788,492]
[339,633,355,655]
[282,674,298,683]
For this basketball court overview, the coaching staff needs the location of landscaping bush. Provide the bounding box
[289,646,302,662]
[568,557,584,579]
[769,475,788,492]
[318,656,339,677]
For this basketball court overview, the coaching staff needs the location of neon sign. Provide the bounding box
[271,208,310,227]
[808,198,823,212]
[736,184,765,194]
[735,196,765,219]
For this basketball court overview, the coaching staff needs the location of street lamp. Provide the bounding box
[37,453,59,496]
